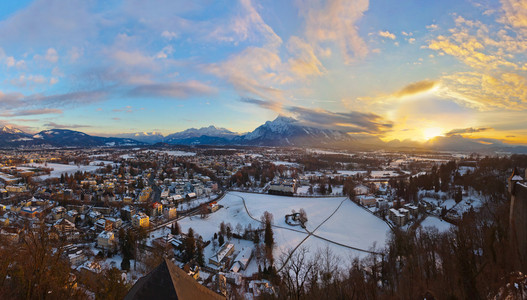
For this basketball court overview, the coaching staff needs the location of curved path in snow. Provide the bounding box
[230,193,385,272]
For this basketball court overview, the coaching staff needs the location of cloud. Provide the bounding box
[206,46,289,100]
[240,96,392,134]
[394,80,438,97]
[112,106,134,113]
[445,127,491,136]
[0,108,62,117]
[44,122,92,129]
[210,0,282,48]
[378,30,396,40]
[426,24,438,30]
[287,106,393,134]
[286,36,326,78]
[128,80,217,99]
[499,0,527,30]
[299,0,369,62]
[240,97,282,111]
[45,48,59,63]
[161,30,178,40]
[0,89,108,112]
[439,71,527,110]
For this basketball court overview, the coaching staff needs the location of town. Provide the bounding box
[0,146,522,298]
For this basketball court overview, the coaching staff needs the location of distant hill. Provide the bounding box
[0,126,145,148]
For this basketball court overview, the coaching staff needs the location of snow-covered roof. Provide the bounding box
[512,175,523,181]
[98,231,114,239]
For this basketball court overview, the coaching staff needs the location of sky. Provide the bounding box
[0,0,526,144]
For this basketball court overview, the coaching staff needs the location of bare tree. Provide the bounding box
[278,247,318,300]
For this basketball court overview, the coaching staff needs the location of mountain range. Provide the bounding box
[1,117,526,153]
[0,126,144,148]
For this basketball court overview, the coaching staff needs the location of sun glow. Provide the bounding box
[423,127,443,140]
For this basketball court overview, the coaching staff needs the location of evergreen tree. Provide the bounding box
[196,243,205,266]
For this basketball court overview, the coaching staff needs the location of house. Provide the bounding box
[66,210,79,223]
[6,185,24,193]
[209,243,235,267]
[376,198,389,210]
[51,206,66,220]
[139,187,152,202]
[132,212,149,228]
[359,196,377,206]
[389,208,407,226]
[121,206,135,221]
[268,178,297,195]
[208,201,219,213]
[151,202,162,217]
[0,215,8,226]
[87,210,102,222]
[183,262,200,280]
[231,247,253,271]
[106,217,122,229]
[54,218,76,233]
[95,218,113,232]
[163,207,177,219]
[97,231,116,250]
[20,206,42,218]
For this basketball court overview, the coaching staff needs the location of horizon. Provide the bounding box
[0,1,526,145]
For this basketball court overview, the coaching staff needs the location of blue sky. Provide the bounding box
[0,0,526,143]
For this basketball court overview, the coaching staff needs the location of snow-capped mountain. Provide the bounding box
[0,128,145,148]
[1,125,27,135]
[115,132,165,144]
[165,125,238,141]
[237,116,354,146]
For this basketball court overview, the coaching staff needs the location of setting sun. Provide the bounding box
[423,127,443,140]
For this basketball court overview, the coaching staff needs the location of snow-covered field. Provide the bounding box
[315,200,389,251]
[272,161,300,167]
[172,192,392,270]
[144,150,196,156]
[22,163,102,180]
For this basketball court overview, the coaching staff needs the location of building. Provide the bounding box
[97,231,116,250]
[230,247,253,272]
[20,206,42,218]
[95,219,113,232]
[6,185,24,193]
[164,207,177,219]
[121,205,135,221]
[208,202,219,213]
[268,178,297,195]
[389,208,406,226]
[508,168,527,272]
[124,258,224,300]
[51,206,66,220]
[209,243,235,267]
[132,212,150,228]
[139,187,152,202]
[151,202,163,217]
[359,196,377,206]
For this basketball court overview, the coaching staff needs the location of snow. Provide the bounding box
[23,163,102,180]
[235,192,345,231]
[174,191,392,269]
[272,161,299,167]
[315,200,390,251]
[336,170,368,176]
[143,150,196,156]
[420,216,453,233]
